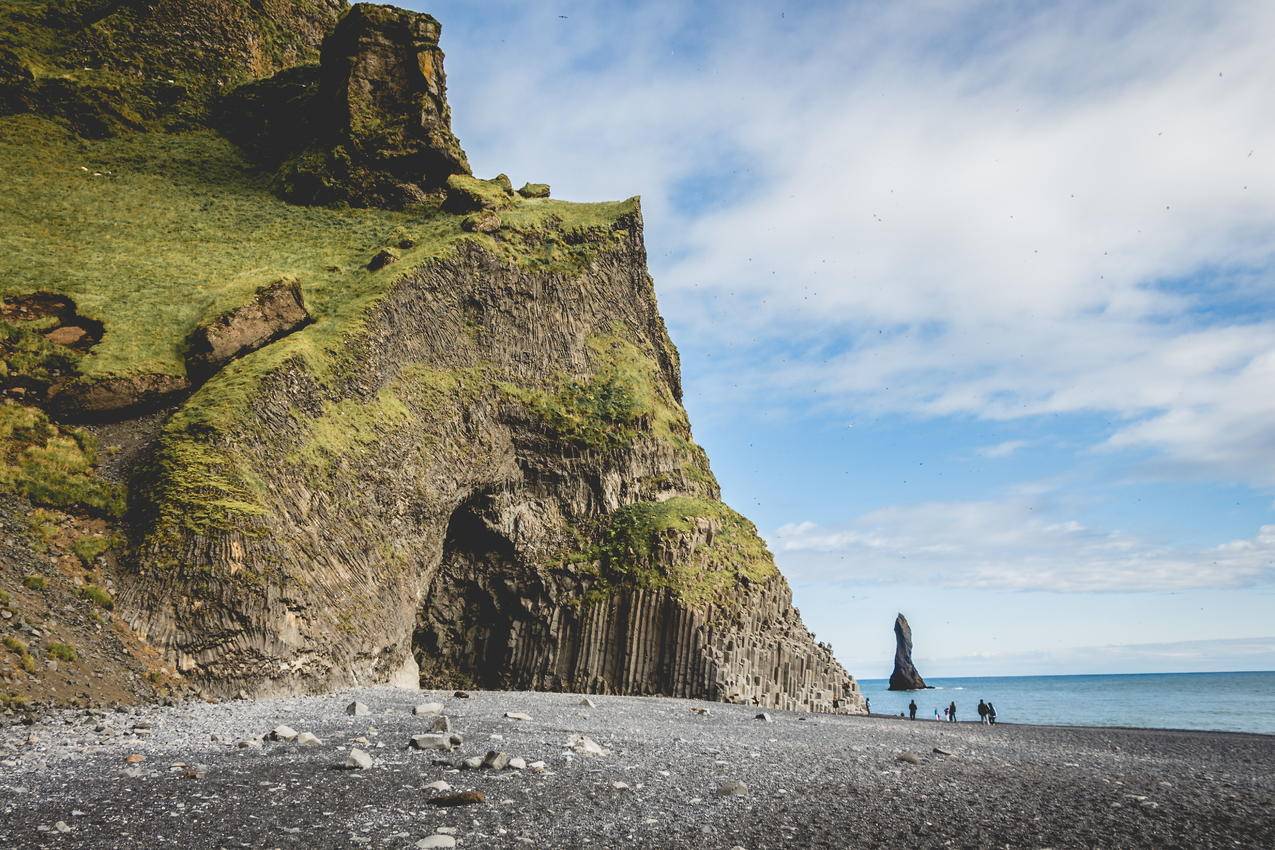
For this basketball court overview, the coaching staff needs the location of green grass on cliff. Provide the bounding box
[574,496,779,609]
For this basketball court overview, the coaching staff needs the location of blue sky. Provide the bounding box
[410,0,1275,677]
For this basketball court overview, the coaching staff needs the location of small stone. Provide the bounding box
[579,697,596,708]
[125,753,144,764]
[410,734,451,751]
[296,732,322,747]
[44,326,87,346]
[717,780,748,797]
[460,756,484,770]
[54,821,71,833]
[367,248,398,271]
[346,701,370,717]
[435,828,457,836]
[897,752,922,765]
[453,691,470,698]
[483,750,510,770]
[427,790,485,807]
[504,711,531,721]
[567,734,608,756]
[528,760,547,772]
[414,702,444,716]
[508,757,526,770]
[430,715,451,733]
[237,737,263,749]
[345,748,373,770]
[424,780,452,792]
[269,725,298,742]
[611,781,630,791]
[755,712,772,722]
[689,707,711,716]
[932,747,953,756]
[182,764,207,780]
[416,837,456,849]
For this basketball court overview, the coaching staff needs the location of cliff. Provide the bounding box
[0,1,864,714]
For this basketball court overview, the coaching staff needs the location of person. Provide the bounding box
[987,702,997,725]
[865,697,871,715]
[908,699,918,721]
[934,707,941,721]
[978,699,989,724]
[948,700,957,722]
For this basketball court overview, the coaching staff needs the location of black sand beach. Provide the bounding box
[1,688,1272,849]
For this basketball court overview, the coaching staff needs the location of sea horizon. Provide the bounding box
[855,670,1275,735]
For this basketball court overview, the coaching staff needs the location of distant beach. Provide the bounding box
[858,670,1275,734]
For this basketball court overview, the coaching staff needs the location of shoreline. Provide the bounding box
[3,687,1273,849]
[861,711,1275,739]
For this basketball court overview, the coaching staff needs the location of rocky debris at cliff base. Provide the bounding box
[2,677,1270,850]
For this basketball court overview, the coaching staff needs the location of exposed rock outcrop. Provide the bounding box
[185,278,311,381]
[888,612,929,691]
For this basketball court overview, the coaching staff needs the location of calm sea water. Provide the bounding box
[856,671,1275,735]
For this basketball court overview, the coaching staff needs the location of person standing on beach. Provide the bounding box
[948,700,957,722]
[978,700,988,724]
[987,702,997,724]
[909,699,918,720]
[865,697,871,715]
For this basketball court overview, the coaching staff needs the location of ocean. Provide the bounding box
[856,670,1275,735]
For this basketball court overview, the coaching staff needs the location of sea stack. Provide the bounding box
[888,612,929,690]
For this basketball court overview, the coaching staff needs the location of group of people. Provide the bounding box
[865,697,998,723]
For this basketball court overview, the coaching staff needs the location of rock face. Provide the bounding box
[888,612,928,691]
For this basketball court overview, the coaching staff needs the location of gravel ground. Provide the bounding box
[1,687,1272,849]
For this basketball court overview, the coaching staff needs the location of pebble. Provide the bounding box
[427,791,485,807]
[897,752,922,765]
[453,691,470,699]
[54,821,71,833]
[611,780,631,791]
[414,703,444,716]
[460,756,484,770]
[345,748,373,770]
[567,734,609,756]
[296,732,322,747]
[238,736,264,749]
[416,836,456,849]
[755,712,772,722]
[424,780,453,792]
[717,780,748,797]
[269,725,298,742]
[346,702,370,717]
[504,712,532,721]
[410,734,452,751]
[436,827,457,836]
[125,753,144,764]
[483,750,511,770]
[579,698,596,708]
[933,747,953,756]
[508,756,527,770]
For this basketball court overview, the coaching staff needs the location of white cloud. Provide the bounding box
[433,0,1275,486]
[769,495,1275,592]
[977,440,1029,458]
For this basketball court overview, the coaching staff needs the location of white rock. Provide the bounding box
[508,757,527,770]
[504,711,532,721]
[528,760,547,772]
[346,702,370,717]
[460,756,484,770]
[410,734,451,751]
[566,734,609,756]
[754,712,772,722]
[717,780,749,797]
[415,836,456,849]
[269,726,298,742]
[483,750,511,770]
[54,821,71,833]
[424,780,452,792]
[435,827,457,835]
[296,732,322,747]
[579,697,596,708]
[413,703,445,716]
[611,781,631,791]
[345,748,373,770]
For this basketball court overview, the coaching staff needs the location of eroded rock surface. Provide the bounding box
[888,612,928,691]
[185,278,311,381]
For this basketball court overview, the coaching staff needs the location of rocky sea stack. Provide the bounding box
[0,1,863,714]
[887,612,929,691]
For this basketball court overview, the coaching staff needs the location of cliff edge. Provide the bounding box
[0,1,863,714]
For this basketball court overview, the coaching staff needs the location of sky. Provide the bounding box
[410,0,1275,678]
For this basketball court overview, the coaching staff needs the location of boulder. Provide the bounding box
[445,174,516,213]
[185,278,310,382]
[345,747,374,769]
[461,210,501,233]
[413,702,444,716]
[409,734,451,751]
[346,701,370,716]
[367,248,399,271]
[48,373,189,422]
[482,750,510,770]
[268,725,298,742]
